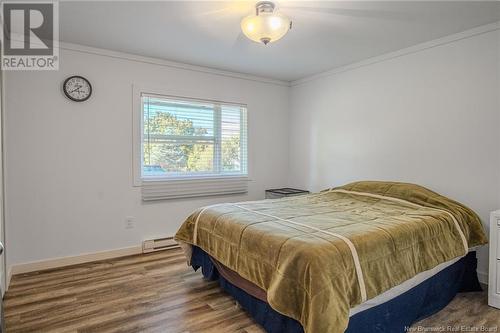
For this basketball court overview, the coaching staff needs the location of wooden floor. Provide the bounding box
[4,248,500,333]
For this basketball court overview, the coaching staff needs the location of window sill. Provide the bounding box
[141,175,249,201]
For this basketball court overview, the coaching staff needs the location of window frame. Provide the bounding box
[133,85,249,187]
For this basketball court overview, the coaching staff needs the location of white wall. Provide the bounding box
[4,26,499,282]
[4,47,290,268]
[289,29,500,279]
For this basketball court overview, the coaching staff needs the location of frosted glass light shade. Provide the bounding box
[241,12,291,45]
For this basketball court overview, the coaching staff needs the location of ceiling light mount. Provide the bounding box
[241,1,291,45]
[255,1,275,15]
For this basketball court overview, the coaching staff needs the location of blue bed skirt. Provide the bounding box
[191,246,482,333]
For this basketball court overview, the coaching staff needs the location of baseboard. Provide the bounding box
[477,270,488,285]
[10,245,143,276]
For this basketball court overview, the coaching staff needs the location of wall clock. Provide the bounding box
[63,75,92,102]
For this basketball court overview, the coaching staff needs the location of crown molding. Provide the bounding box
[58,41,290,87]
[23,20,500,88]
[291,21,500,87]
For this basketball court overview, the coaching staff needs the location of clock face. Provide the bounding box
[63,76,92,102]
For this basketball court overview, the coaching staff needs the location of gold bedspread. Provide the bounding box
[175,181,487,333]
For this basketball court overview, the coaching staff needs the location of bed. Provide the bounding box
[175,181,488,333]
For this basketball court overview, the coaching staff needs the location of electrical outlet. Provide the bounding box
[125,216,135,229]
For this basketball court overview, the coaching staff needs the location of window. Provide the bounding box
[134,89,248,200]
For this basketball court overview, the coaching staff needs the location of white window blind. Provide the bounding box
[138,93,248,200]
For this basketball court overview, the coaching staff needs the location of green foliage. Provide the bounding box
[186,144,213,172]
[143,111,240,174]
[146,112,195,136]
[143,112,196,171]
[222,136,240,171]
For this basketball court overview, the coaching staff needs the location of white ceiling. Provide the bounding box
[60,1,500,82]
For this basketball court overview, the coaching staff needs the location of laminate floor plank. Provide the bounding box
[5,248,499,332]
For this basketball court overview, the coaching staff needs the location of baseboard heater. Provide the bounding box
[142,237,179,253]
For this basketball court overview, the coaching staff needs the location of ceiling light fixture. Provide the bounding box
[241,1,292,45]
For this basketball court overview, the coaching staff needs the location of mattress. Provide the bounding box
[176,181,488,333]
[349,247,478,316]
[209,246,478,317]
